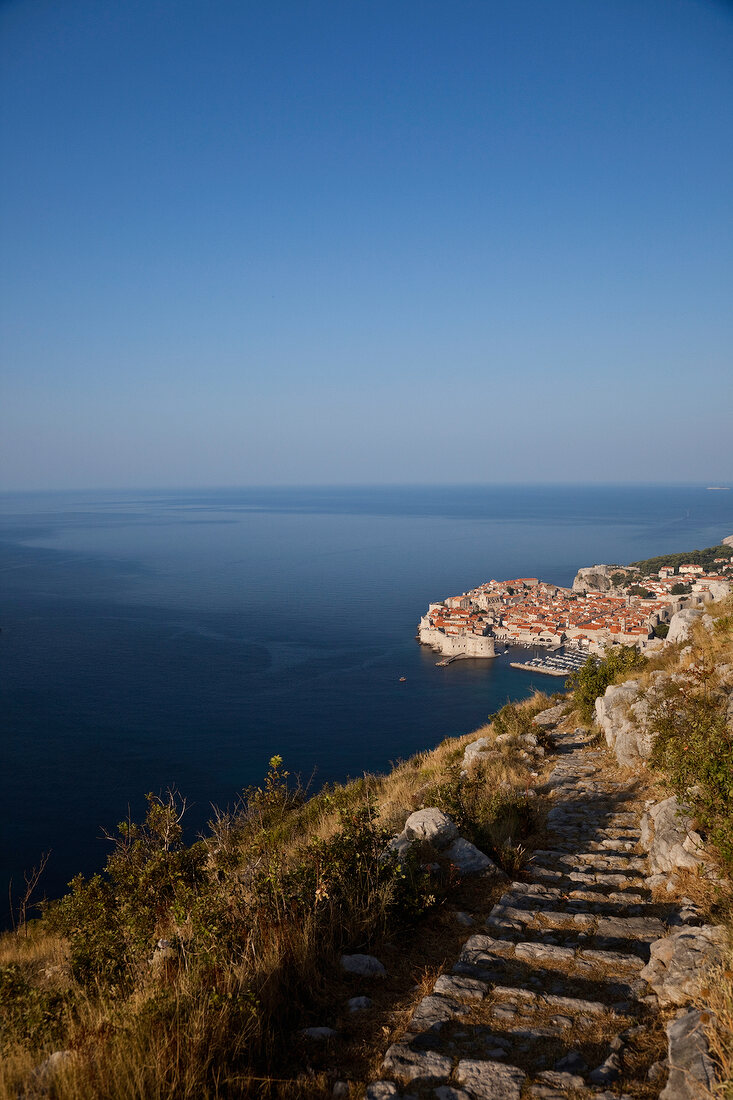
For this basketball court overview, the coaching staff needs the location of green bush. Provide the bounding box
[427,766,538,874]
[46,792,220,986]
[568,646,646,721]
[254,802,437,946]
[648,667,733,868]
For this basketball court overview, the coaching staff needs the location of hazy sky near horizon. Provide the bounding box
[1,0,732,490]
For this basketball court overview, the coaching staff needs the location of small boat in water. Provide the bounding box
[399,676,407,682]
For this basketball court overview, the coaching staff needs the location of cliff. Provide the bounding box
[571,563,623,593]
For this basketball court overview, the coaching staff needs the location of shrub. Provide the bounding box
[427,765,539,874]
[568,646,646,721]
[648,664,733,869]
[46,792,219,986]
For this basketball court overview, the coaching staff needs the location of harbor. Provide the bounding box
[509,647,590,677]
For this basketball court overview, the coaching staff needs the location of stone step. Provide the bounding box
[498,884,653,913]
[457,932,649,973]
[530,865,645,888]
[529,849,647,872]
[368,737,674,1100]
[491,985,611,1017]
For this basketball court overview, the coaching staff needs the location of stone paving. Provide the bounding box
[369,726,680,1099]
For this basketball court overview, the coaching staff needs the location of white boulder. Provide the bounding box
[667,609,704,645]
[444,837,499,876]
[403,808,458,848]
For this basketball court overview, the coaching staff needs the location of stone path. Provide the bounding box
[370,727,680,1099]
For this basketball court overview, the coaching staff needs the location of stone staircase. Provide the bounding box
[370,728,681,1099]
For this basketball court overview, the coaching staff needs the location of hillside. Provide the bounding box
[1,598,732,1098]
[629,543,733,576]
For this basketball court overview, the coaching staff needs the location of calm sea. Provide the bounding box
[1,485,731,912]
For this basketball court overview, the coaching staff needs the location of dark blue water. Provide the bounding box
[1,485,731,912]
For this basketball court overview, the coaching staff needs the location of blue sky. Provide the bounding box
[1,0,732,489]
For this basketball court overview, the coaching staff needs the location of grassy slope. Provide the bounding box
[3,589,732,1098]
[0,693,556,1099]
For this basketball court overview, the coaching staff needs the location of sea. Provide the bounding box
[1,484,731,914]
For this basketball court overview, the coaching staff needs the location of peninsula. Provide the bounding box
[417,542,733,659]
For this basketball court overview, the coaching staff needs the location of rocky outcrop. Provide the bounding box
[571,564,618,594]
[640,925,727,1006]
[594,679,655,765]
[660,1008,718,1100]
[641,797,706,876]
[667,609,706,645]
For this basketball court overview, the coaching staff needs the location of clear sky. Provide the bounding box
[1,0,732,489]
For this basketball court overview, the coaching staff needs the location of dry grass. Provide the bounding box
[0,693,553,1099]
[701,946,733,1099]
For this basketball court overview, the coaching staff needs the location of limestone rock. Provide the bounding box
[532,704,566,728]
[444,837,498,876]
[640,925,726,1006]
[381,1044,452,1083]
[595,680,655,766]
[536,1071,585,1089]
[667,609,704,645]
[433,973,488,1000]
[572,565,617,594]
[403,809,458,849]
[366,1083,400,1100]
[641,797,706,875]
[435,1088,471,1100]
[151,937,175,969]
[348,996,372,1012]
[408,994,460,1031]
[340,953,386,978]
[463,738,492,770]
[302,1026,336,1040]
[455,1058,525,1100]
[387,832,414,858]
[589,1052,621,1085]
[660,1008,717,1099]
